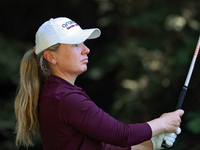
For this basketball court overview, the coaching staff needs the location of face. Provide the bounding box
[50,43,90,81]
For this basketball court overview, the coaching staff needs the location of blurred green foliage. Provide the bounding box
[0,0,200,149]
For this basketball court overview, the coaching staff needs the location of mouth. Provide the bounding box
[82,58,88,63]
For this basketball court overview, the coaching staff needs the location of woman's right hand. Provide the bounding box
[159,109,184,133]
[147,109,184,136]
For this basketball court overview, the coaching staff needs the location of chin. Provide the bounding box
[83,68,87,72]
[79,67,87,75]
[82,65,88,71]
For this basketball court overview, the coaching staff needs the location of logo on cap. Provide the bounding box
[62,21,79,30]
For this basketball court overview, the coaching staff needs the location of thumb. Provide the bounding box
[175,109,184,117]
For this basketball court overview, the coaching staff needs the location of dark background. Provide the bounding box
[1,0,200,149]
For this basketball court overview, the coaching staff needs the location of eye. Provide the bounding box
[74,44,79,47]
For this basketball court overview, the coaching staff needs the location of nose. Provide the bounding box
[82,43,90,55]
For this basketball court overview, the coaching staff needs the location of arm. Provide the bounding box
[59,92,183,147]
[101,140,153,150]
[59,93,152,147]
[131,140,153,150]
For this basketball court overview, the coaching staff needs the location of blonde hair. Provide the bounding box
[14,44,60,148]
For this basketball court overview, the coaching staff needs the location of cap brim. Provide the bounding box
[60,28,101,44]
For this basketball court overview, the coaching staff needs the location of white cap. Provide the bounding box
[35,17,101,55]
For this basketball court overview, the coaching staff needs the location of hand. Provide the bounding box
[161,127,181,149]
[147,110,184,137]
[159,110,184,133]
[151,127,181,150]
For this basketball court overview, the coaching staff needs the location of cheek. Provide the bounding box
[57,52,81,69]
[62,55,78,68]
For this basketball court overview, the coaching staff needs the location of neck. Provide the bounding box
[51,72,77,85]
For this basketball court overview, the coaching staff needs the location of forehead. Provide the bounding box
[56,44,70,53]
[56,44,79,54]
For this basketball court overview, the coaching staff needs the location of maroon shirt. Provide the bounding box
[39,75,152,150]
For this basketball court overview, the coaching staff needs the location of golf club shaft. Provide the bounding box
[176,36,200,110]
[162,36,200,148]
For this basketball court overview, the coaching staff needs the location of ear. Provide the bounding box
[43,50,56,65]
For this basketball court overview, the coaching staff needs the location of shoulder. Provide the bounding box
[59,91,92,110]
[41,76,87,100]
[58,90,98,124]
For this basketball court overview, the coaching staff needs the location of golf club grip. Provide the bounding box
[161,86,188,148]
[161,36,200,149]
[175,86,187,110]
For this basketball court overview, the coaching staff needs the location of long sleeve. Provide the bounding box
[58,92,152,147]
[101,143,131,150]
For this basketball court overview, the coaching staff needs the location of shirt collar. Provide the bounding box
[45,75,84,91]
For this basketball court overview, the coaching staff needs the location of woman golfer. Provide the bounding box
[15,17,184,150]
